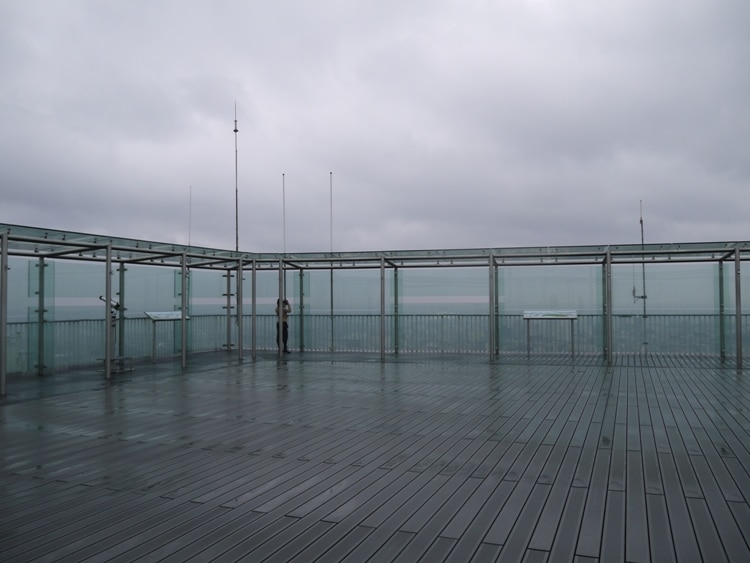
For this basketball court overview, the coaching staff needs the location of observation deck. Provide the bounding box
[1,352,749,561]
[2,224,750,560]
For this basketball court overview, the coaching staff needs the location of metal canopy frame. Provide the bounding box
[1,223,748,393]
[2,224,749,270]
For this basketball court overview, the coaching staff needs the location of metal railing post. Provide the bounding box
[299,269,305,353]
[0,232,7,395]
[118,263,126,359]
[181,253,188,369]
[735,246,742,368]
[237,257,243,361]
[380,256,386,359]
[394,267,399,355]
[605,249,613,365]
[719,260,725,361]
[251,259,257,358]
[104,245,112,379]
[225,270,233,352]
[278,258,284,359]
[489,252,496,358]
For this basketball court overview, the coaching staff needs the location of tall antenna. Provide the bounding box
[329,171,334,351]
[188,185,192,248]
[233,103,239,252]
[282,173,286,254]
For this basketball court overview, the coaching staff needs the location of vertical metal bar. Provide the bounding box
[601,256,609,359]
[104,245,112,379]
[118,263,126,359]
[0,232,8,396]
[37,257,45,376]
[605,250,613,365]
[251,259,257,358]
[299,269,305,353]
[394,267,399,354]
[329,171,334,352]
[719,261,725,361]
[488,252,495,358]
[570,318,575,358]
[380,256,386,359]
[278,258,284,359]
[237,257,243,361]
[181,253,188,369]
[735,246,742,368]
[329,267,334,351]
[526,318,530,358]
[495,263,500,356]
[226,271,232,351]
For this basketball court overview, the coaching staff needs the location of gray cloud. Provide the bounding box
[1,0,748,253]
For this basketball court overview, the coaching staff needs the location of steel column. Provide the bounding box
[104,245,112,379]
[225,271,233,352]
[329,267,334,351]
[299,269,305,353]
[380,256,386,359]
[735,246,742,368]
[605,250,613,365]
[0,232,7,395]
[489,252,496,358]
[118,263,126,359]
[251,259,257,358]
[37,257,45,376]
[394,267,399,355]
[181,253,188,369]
[278,258,284,359]
[719,261,725,361]
[237,257,243,361]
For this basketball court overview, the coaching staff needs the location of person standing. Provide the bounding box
[276,299,292,353]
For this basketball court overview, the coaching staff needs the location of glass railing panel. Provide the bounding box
[5,312,749,375]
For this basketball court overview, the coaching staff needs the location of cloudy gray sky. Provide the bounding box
[1,0,748,253]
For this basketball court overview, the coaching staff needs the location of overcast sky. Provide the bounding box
[1,0,748,253]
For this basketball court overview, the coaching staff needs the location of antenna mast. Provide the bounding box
[233,103,239,252]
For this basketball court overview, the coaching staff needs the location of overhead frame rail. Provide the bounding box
[1,223,750,394]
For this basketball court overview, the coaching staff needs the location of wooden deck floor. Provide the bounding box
[1,353,750,562]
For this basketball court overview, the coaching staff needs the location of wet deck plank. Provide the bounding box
[1,352,750,562]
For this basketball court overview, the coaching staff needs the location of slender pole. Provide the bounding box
[234,104,239,252]
[118,263,126,360]
[380,256,386,359]
[719,261,725,361]
[735,246,742,368]
[605,249,613,365]
[278,259,284,359]
[640,200,647,354]
[104,245,112,379]
[251,259,257,358]
[282,174,287,322]
[226,272,232,351]
[330,172,333,252]
[37,257,45,376]
[394,267,399,354]
[1,232,8,395]
[299,269,305,353]
[488,252,495,358]
[181,253,188,369]
[329,172,334,352]
[237,257,243,361]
